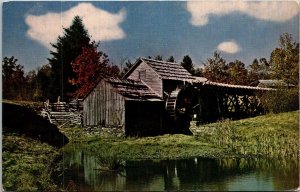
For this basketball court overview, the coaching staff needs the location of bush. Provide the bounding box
[260,87,299,113]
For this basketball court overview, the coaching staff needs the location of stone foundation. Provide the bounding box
[84,126,125,138]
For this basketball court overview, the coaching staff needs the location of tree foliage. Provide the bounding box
[25,70,39,100]
[202,33,299,86]
[167,56,175,63]
[227,60,248,85]
[202,51,229,83]
[48,16,93,100]
[193,67,204,77]
[70,45,120,98]
[4,32,299,102]
[181,55,195,75]
[247,58,270,86]
[2,56,26,100]
[202,52,250,85]
[269,33,299,86]
[35,64,52,100]
[260,88,299,113]
[154,55,163,61]
[120,59,134,77]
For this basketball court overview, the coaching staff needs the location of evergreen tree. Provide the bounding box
[48,16,93,100]
[167,56,175,63]
[181,55,194,74]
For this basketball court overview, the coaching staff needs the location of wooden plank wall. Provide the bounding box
[83,81,125,128]
[127,61,163,97]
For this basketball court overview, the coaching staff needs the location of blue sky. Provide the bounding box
[3,1,299,72]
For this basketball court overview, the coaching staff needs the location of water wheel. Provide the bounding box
[165,89,180,120]
[165,87,203,122]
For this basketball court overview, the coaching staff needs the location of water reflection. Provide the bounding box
[63,149,299,191]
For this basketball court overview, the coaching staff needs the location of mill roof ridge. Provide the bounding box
[83,77,162,101]
[140,57,181,65]
[106,77,162,100]
[139,58,194,80]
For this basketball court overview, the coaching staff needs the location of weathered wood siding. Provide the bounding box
[127,61,163,97]
[83,81,125,128]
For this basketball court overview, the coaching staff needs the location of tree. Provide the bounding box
[181,55,195,75]
[167,56,176,63]
[202,51,228,83]
[227,60,248,85]
[70,45,120,98]
[269,33,299,86]
[2,56,26,99]
[35,64,52,100]
[25,70,39,100]
[193,67,204,77]
[120,59,134,77]
[48,16,93,100]
[248,58,270,86]
[154,55,163,61]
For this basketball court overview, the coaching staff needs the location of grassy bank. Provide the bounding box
[62,111,299,160]
[2,99,44,110]
[2,100,65,191]
[3,109,298,190]
[2,134,60,191]
[191,111,299,158]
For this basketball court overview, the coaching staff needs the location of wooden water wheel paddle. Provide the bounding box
[165,87,203,122]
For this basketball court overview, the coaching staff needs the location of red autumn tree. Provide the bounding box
[71,45,120,98]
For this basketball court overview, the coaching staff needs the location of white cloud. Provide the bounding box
[187,1,299,26]
[25,3,126,49]
[217,41,240,54]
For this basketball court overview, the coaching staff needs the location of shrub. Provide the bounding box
[260,87,299,113]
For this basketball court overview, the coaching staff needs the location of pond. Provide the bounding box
[61,149,299,191]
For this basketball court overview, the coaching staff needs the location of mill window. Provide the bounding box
[139,70,146,81]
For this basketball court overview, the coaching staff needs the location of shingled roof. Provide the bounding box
[106,78,162,101]
[124,58,195,81]
[257,79,294,88]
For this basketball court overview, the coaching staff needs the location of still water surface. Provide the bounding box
[62,149,299,191]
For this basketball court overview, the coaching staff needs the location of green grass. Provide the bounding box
[3,110,298,191]
[63,111,299,160]
[64,134,223,160]
[191,111,299,158]
[2,99,44,109]
[2,134,60,191]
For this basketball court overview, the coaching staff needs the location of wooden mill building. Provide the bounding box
[124,58,198,98]
[83,58,272,136]
[83,58,197,136]
[83,77,165,136]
